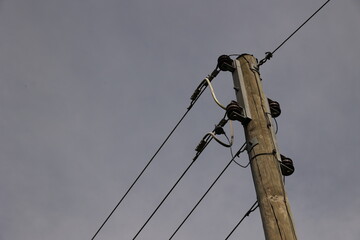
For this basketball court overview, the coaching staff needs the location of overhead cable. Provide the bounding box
[193,134,214,161]
[230,143,250,169]
[189,68,220,109]
[224,201,259,240]
[132,159,197,240]
[133,116,235,239]
[258,0,331,66]
[91,66,219,240]
[193,116,232,161]
[223,125,249,168]
[205,120,234,148]
[168,143,247,240]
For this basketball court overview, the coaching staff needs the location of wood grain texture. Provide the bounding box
[238,54,297,240]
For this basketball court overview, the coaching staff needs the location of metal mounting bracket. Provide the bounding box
[231,59,252,121]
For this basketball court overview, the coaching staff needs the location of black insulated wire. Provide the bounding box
[193,135,213,161]
[168,143,247,240]
[132,101,225,240]
[91,66,219,240]
[193,115,227,161]
[90,109,190,240]
[258,0,331,67]
[188,68,220,110]
[249,149,277,162]
[224,201,259,240]
[274,117,279,134]
[132,156,198,240]
[133,118,236,239]
[229,140,249,168]
[168,156,233,240]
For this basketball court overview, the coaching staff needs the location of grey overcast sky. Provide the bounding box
[1,0,360,239]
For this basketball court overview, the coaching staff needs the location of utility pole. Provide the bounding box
[222,54,297,239]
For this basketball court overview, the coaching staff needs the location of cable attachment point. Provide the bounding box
[280,154,295,176]
[226,101,251,125]
[217,55,235,72]
[268,98,281,118]
[258,52,273,67]
[214,125,225,135]
[213,118,228,135]
[193,117,234,161]
[195,139,207,153]
[190,89,201,101]
[188,68,220,110]
[193,133,212,161]
[265,51,273,60]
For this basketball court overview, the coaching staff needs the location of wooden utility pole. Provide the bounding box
[231,54,297,239]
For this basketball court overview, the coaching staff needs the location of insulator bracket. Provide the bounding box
[217,55,235,72]
[231,58,252,122]
[268,98,281,118]
[226,101,251,125]
[280,154,295,176]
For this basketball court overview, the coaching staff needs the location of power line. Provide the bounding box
[193,114,228,161]
[89,0,328,230]
[168,143,247,240]
[228,138,249,169]
[132,116,234,239]
[132,157,197,239]
[258,0,331,66]
[87,0,327,233]
[90,109,189,240]
[90,68,219,240]
[224,201,259,240]
[272,0,331,55]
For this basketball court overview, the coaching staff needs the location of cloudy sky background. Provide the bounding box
[1,0,360,239]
